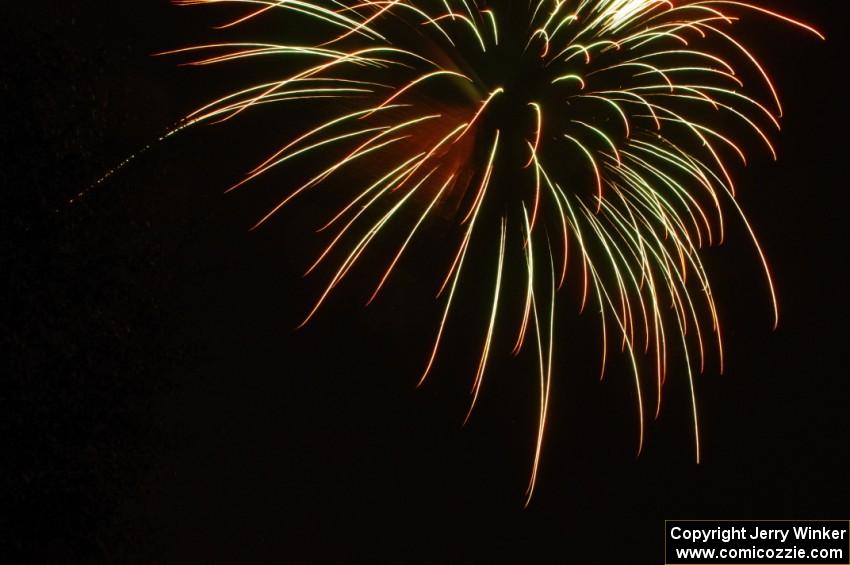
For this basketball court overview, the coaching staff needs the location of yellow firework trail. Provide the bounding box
[157,0,822,503]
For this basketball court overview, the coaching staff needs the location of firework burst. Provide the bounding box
[158,0,822,503]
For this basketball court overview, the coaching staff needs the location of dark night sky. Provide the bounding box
[2,1,848,563]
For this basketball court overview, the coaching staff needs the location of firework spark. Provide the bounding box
[159,0,822,503]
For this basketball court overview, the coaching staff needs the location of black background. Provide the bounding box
[2,1,848,563]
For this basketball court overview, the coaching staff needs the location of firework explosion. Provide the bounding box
[159,0,821,502]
